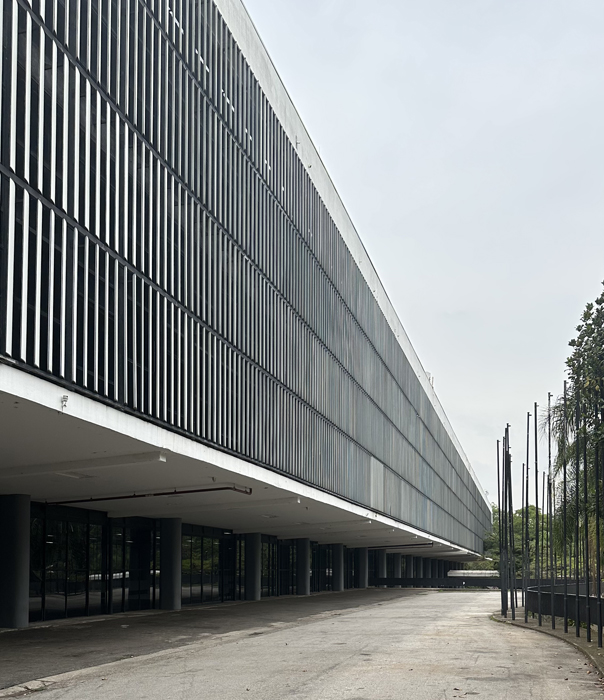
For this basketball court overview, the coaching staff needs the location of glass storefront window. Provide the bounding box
[181,526,237,606]
[67,522,88,618]
[29,506,159,622]
[202,536,212,603]
[29,518,44,622]
[45,520,67,620]
[89,525,104,615]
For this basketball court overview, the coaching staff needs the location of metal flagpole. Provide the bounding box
[575,389,581,637]
[497,438,502,549]
[503,435,510,618]
[525,412,531,623]
[595,394,602,648]
[498,439,506,617]
[506,426,516,620]
[548,392,555,629]
[541,472,546,618]
[563,381,569,633]
[583,394,591,642]
[535,404,542,626]
[521,462,526,608]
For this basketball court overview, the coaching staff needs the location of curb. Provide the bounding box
[491,612,604,678]
[0,681,54,698]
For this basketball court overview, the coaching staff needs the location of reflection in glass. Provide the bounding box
[45,520,67,620]
[181,534,192,605]
[89,525,103,615]
[29,518,44,622]
[67,522,88,617]
[202,537,212,603]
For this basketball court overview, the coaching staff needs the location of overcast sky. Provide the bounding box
[243,0,604,508]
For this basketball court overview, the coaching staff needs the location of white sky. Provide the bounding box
[243,0,604,509]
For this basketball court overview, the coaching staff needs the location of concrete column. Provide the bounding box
[393,553,402,588]
[405,555,414,582]
[245,533,262,601]
[332,544,344,592]
[296,538,311,595]
[0,495,30,628]
[356,547,369,588]
[438,560,445,579]
[415,557,423,579]
[159,518,182,611]
[377,549,387,587]
[425,559,432,579]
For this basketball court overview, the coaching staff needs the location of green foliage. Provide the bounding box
[542,282,604,559]
[477,504,550,575]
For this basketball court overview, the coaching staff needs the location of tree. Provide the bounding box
[539,282,604,587]
[468,504,544,575]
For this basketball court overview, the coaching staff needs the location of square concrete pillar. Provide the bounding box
[160,518,182,610]
[406,555,414,582]
[377,549,387,588]
[356,547,369,588]
[245,533,262,601]
[332,544,344,592]
[393,553,402,588]
[0,495,31,628]
[296,538,311,595]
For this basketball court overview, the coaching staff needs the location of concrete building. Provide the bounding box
[0,0,491,628]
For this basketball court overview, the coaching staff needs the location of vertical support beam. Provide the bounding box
[159,518,182,611]
[332,543,344,592]
[245,533,262,601]
[296,538,311,595]
[415,557,424,579]
[357,547,369,588]
[377,549,387,587]
[438,560,445,579]
[0,495,31,628]
[393,553,402,588]
[406,555,414,585]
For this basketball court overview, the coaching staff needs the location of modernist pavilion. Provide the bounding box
[0,0,491,628]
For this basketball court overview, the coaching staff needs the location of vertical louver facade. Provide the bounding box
[0,0,490,552]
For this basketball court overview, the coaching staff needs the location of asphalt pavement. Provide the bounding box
[1,589,602,699]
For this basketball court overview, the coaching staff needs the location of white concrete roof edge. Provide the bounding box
[0,364,480,559]
[215,0,490,511]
